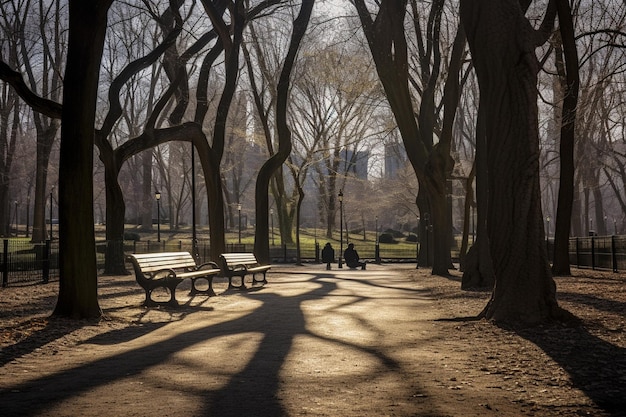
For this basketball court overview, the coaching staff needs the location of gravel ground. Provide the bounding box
[0,264,624,416]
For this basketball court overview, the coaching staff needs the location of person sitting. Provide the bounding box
[344,243,366,270]
[321,242,335,270]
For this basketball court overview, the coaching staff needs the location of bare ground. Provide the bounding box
[0,264,624,417]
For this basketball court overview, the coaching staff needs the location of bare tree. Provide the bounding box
[460,0,573,324]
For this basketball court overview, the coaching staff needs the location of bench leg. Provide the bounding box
[252,272,267,285]
[228,275,246,290]
[190,277,217,296]
[144,290,156,307]
[167,283,180,306]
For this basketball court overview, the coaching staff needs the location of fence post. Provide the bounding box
[375,243,381,264]
[283,243,287,263]
[315,242,320,263]
[43,240,51,283]
[575,237,580,268]
[2,239,8,287]
[612,235,618,273]
[591,235,596,270]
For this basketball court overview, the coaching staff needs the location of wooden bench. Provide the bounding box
[219,252,271,289]
[127,252,221,306]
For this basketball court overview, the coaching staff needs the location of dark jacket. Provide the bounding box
[321,244,335,263]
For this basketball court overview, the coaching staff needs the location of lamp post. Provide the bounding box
[375,215,378,244]
[13,200,18,236]
[424,212,430,267]
[415,216,419,269]
[26,195,30,238]
[237,203,242,244]
[155,191,161,242]
[471,205,475,244]
[338,189,343,268]
[49,186,54,241]
[270,208,275,246]
[546,216,550,259]
[191,144,198,259]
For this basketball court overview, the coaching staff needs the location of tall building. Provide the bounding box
[384,142,407,179]
[341,149,369,180]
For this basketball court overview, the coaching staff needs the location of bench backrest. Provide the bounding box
[220,252,259,268]
[128,252,198,273]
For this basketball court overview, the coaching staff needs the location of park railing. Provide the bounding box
[2,235,622,287]
[567,235,626,272]
[0,239,59,287]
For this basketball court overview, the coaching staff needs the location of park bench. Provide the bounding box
[219,252,271,289]
[127,252,221,306]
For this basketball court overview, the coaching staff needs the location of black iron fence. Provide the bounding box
[0,239,59,286]
[2,235,622,287]
[568,235,626,272]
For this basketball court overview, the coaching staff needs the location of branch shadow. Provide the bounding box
[0,269,427,417]
[516,323,626,415]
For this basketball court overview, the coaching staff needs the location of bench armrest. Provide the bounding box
[150,268,178,279]
[197,261,220,270]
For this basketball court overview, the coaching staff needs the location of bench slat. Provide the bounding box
[219,252,271,289]
[128,252,220,306]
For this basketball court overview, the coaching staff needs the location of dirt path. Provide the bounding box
[1,264,624,416]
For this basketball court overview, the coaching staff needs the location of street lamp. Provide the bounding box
[191,144,198,259]
[155,191,161,242]
[13,200,18,236]
[546,215,550,250]
[237,203,242,244]
[26,195,30,238]
[375,215,378,244]
[423,213,430,267]
[338,189,343,268]
[270,208,275,246]
[49,186,54,241]
[415,216,420,269]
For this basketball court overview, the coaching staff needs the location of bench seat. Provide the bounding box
[128,252,221,306]
[219,253,271,289]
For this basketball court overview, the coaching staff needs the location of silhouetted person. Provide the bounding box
[321,242,335,270]
[344,243,366,270]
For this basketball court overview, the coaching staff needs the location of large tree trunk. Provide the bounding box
[31,125,58,242]
[103,164,128,275]
[53,0,111,319]
[551,0,579,276]
[254,0,314,264]
[354,0,452,276]
[461,0,569,324]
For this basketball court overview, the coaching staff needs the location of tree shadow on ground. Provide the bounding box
[1,270,427,417]
[516,323,625,415]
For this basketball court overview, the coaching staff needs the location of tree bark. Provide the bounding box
[461,0,569,324]
[551,0,579,276]
[53,0,112,319]
[254,0,314,264]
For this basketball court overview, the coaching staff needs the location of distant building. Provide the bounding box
[384,142,407,179]
[341,149,369,180]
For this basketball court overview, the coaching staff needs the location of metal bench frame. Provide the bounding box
[128,252,221,306]
[219,252,271,289]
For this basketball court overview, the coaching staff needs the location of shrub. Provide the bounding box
[124,231,141,241]
[384,228,405,238]
[406,234,418,242]
[378,233,397,244]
